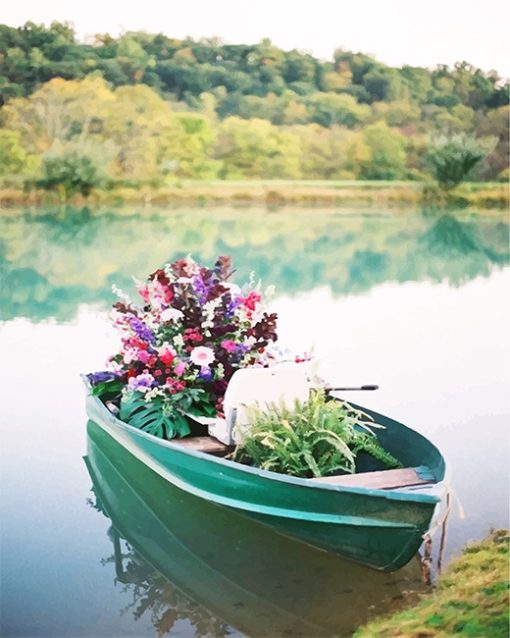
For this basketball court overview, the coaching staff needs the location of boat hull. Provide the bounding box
[85,391,443,571]
[85,420,427,637]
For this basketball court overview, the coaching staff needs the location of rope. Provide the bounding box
[420,482,466,582]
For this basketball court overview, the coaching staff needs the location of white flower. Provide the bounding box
[111,284,131,304]
[144,314,159,330]
[105,360,123,373]
[161,307,184,322]
[173,334,185,348]
[144,387,165,402]
[204,297,221,318]
[123,348,138,364]
[190,346,215,367]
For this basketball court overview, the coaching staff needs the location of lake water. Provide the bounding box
[1,205,509,637]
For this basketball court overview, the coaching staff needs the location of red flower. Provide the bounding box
[242,291,262,311]
[159,349,175,366]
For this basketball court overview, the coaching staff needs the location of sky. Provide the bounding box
[3,0,510,77]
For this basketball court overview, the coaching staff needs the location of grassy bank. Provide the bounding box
[354,530,509,638]
[0,180,508,210]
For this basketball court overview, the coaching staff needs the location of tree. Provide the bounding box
[37,150,106,199]
[475,105,509,179]
[3,76,115,153]
[427,135,486,190]
[104,84,181,181]
[371,101,421,128]
[0,129,37,177]
[360,122,407,179]
[363,68,405,103]
[215,117,301,179]
[293,124,370,179]
[166,113,219,178]
[305,93,370,128]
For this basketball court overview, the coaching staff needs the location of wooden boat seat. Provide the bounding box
[172,436,231,457]
[310,467,435,490]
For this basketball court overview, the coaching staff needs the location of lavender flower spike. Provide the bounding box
[129,315,156,343]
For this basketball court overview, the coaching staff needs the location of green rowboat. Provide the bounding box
[84,382,446,572]
[84,419,427,637]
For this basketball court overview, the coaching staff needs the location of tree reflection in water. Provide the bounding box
[1,206,507,323]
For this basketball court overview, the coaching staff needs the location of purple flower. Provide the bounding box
[127,372,156,393]
[129,315,155,343]
[238,342,251,354]
[192,275,208,304]
[88,371,119,384]
[198,366,213,382]
[226,297,242,319]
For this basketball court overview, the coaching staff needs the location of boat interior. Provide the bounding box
[170,435,436,491]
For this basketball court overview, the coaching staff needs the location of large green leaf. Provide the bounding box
[91,378,124,401]
[119,392,190,439]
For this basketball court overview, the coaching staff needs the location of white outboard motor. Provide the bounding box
[208,363,310,445]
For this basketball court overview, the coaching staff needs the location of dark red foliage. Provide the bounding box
[214,255,235,281]
[248,312,278,346]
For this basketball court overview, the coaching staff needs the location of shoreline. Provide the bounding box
[0,180,508,210]
[354,530,509,638]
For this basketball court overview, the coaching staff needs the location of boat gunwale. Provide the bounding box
[83,377,442,506]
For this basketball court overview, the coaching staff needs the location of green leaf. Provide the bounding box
[119,392,190,440]
[232,389,400,478]
[91,378,124,401]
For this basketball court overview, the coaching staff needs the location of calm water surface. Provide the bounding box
[1,205,509,637]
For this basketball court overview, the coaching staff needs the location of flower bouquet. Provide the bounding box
[87,255,279,439]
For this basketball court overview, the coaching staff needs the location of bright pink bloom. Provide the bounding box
[241,291,262,311]
[221,339,237,353]
[138,350,151,364]
[174,361,187,376]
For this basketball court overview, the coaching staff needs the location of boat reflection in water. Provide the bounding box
[85,420,428,637]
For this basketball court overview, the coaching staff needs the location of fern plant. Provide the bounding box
[232,390,402,478]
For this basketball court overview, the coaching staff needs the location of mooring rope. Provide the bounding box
[420,484,465,583]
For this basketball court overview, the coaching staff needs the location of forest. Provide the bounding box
[0,21,508,191]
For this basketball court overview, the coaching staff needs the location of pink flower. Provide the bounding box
[241,291,261,311]
[166,378,186,394]
[190,346,215,367]
[138,350,151,364]
[138,285,150,303]
[174,361,187,377]
[221,339,237,353]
